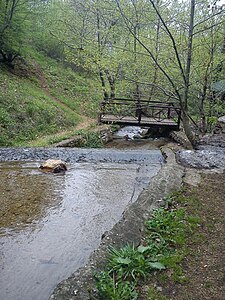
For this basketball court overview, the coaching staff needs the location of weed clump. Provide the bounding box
[92,193,198,300]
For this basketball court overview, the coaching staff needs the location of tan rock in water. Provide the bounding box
[39,159,67,173]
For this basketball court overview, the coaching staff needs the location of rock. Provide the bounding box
[54,136,85,148]
[177,132,225,169]
[197,134,225,149]
[213,115,225,134]
[39,159,67,173]
[170,131,193,149]
[99,127,113,144]
[176,148,225,169]
[183,169,202,186]
[218,115,225,124]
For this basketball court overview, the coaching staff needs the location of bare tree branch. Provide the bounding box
[149,0,186,86]
[114,0,182,103]
[193,19,225,36]
[194,7,225,28]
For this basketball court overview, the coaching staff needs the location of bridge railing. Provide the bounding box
[99,98,181,128]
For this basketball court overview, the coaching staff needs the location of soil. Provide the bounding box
[139,171,225,300]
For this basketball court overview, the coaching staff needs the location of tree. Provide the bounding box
[63,0,133,99]
[0,0,28,65]
[0,0,63,65]
[115,0,225,146]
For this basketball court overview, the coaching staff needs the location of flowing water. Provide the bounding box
[0,148,163,300]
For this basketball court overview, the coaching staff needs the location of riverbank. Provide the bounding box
[49,147,185,299]
[139,169,225,300]
[49,145,225,300]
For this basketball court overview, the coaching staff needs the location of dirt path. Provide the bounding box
[32,61,83,116]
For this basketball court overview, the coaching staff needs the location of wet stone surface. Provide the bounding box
[0,147,163,300]
[0,147,163,164]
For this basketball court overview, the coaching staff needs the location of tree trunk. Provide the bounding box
[105,70,115,99]
[182,0,198,147]
[99,70,109,100]
[182,111,197,148]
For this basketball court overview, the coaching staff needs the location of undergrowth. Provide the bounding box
[25,127,103,148]
[91,192,199,300]
[0,50,101,146]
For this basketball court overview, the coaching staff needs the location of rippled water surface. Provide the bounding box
[0,158,161,300]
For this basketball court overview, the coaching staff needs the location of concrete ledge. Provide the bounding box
[49,148,184,300]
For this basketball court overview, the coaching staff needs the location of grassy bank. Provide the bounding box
[0,51,102,146]
[91,171,225,300]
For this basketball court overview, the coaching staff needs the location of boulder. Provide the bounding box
[197,134,225,148]
[39,159,67,173]
[213,115,225,134]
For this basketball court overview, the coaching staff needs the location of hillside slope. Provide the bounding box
[0,53,101,146]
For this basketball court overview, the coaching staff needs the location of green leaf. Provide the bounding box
[115,257,131,265]
[137,245,150,253]
[148,262,166,270]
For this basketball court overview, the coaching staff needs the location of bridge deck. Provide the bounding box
[101,114,178,127]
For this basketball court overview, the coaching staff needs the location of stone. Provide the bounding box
[213,115,225,134]
[197,134,225,148]
[176,148,225,169]
[218,116,225,123]
[39,159,67,173]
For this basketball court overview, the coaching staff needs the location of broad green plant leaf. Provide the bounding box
[137,245,151,253]
[115,257,132,265]
[148,262,166,270]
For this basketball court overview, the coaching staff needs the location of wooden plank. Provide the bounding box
[100,114,178,127]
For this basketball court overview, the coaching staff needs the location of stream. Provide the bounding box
[0,144,164,300]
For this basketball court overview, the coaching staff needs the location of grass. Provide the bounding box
[147,287,168,300]
[25,127,103,148]
[0,49,102,146]
[93,272,138,300]
[0,70,76,146]
[92,192,200,300]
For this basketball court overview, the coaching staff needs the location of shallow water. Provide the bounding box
[114,126,148,139]
[0,159,162,300]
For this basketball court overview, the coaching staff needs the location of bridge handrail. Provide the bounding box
[99,98,181,129]
[104,97,175,103]
[102,98,179,106]
[100,101,181,111]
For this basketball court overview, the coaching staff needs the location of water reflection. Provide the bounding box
[0,162,64,235]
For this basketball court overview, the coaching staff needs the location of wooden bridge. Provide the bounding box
[98,98,181,131]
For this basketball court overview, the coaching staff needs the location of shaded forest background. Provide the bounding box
[0,0,225,146]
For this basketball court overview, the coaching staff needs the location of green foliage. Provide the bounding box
[0,43,103,146]
[207,116,218,126]
[0,0,33,62]
[93,191,202,298]
[160,251,189,284]
[108,245,165,281]
[1,0,224,143]
[76,130,103,148]
[145,208,187,246]
[93,271,138,300]
[0,75,72,145]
